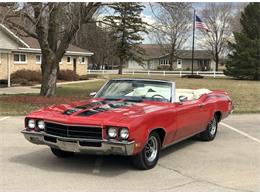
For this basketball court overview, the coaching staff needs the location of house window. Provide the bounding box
[80,57,85,64]
[67,56,71,64]
[59,57,63,64]
[177,59,182,69]
[159,59,164,65]
[13,53,27,64]
[159,58,171,65]
[36,54,42,64]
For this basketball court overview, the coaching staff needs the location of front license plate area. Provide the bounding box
[58,140,78,152]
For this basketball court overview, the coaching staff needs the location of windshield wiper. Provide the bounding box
[103,96,122,101]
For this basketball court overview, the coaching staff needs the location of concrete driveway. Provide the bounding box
[0,114,259,191]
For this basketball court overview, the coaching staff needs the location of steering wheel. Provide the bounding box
[151,94,166,100]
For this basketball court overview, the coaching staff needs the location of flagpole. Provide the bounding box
[191,9,195,76]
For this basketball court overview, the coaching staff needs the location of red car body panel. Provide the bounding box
[25,89,233,155]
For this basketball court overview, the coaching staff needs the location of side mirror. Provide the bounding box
[179,95,188,102]
[89,92,97,97]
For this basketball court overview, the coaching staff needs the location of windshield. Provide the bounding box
[96,80,172,102]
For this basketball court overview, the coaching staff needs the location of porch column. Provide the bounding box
[7,52,11,87]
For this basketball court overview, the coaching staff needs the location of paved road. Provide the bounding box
[0,114,259,191]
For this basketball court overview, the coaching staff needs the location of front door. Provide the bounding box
[174,100,204,141]
[73,58,77,74]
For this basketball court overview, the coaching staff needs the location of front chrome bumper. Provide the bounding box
[21,130,135,156]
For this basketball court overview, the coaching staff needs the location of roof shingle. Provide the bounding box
[0,23,92,54]
[141,44,212,60]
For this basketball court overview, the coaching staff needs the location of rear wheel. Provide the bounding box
[50,147,74,158]
[199,115,218,141]
[132,132,161,170]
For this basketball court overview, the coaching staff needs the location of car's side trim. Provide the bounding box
[162,128,205,149]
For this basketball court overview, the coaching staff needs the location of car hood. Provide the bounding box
[28,98,170,126]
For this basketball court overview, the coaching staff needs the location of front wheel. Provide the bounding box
[199,115,218,141]
[50,147,75,158]
[132,132,161,170]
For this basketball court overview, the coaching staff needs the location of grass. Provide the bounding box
[0,75,259,115]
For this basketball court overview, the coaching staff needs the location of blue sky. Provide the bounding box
[142,2,206,17]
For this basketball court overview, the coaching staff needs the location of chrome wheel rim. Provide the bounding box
[145,136,158,162]
[209,118,217,136]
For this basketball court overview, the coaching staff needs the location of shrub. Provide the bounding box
[182,74,204,79]
[11,69,42,84]
[13,78,32,86]
[157,65,170,70]
[11,69,80,85]
[79,75,90,80]
[58,70,79,81]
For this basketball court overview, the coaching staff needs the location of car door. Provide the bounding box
[196,95,212,131]
[174,99,205,141]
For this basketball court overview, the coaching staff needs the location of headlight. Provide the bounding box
[38,120,45,130]
[108,127,117,138]
[119,128,129,140]
[28,119,35,129]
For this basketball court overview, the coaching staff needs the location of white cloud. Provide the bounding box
[140,13,156,26]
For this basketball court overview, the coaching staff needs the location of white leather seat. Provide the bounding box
[175,88,212,102]
[127,86,171,101]
[193,88,212,99]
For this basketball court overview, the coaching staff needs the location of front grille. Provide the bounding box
[45,122,102,140]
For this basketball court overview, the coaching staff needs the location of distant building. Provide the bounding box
[0,24,93,81]
[127,44,214,71]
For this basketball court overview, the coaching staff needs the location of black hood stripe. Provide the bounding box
[63,101,134,116]
[63,101,106,115]
[78,101,133,116]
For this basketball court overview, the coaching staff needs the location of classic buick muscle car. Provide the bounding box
[22,78,233,169]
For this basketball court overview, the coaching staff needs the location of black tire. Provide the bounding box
[199,114,218,141]
[132,132,161,170]
[50,147,74,158]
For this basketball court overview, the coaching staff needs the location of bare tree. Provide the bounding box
[199,3,233,71]
[0,2,102,96]
[74,22,117,70]
[150,3,192,70]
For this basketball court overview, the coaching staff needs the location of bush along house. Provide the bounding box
[0,24,93,86]
[127,44,214,71]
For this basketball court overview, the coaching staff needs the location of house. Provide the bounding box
[0,24,93,84]
[127,44,214,71]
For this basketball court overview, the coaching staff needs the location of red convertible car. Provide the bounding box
[22,78,233,169]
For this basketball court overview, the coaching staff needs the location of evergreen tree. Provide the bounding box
[106,3,147,74]
[224,3,260,80]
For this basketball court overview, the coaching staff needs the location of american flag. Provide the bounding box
[195,15,210,32]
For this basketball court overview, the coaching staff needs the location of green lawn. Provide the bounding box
[0,75,259,115]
